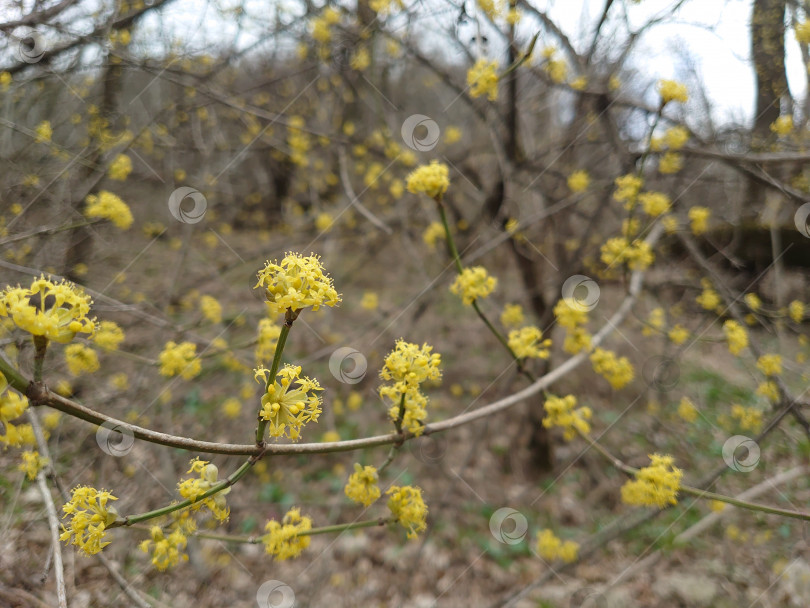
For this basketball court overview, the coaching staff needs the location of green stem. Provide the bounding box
[33,335,48,383]
[437,202,464,274]
[0,356,29,392]
[255,308,297,444]
[112,458,255,528]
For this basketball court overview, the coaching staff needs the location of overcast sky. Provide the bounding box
[141,0,807,126]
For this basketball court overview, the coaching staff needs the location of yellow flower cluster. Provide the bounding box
[387,485,428,539]
[176,458,230,522]
[730,404,763,433]
[158,341,201,379]
[19,450,48,480]
[744,292,762,312]
[668,324,689,345]
[255,252,340,317]
[255,318,281,364]
[85,191,133,229]
[770,115,793,136]
[657,79,688,104]
[450,266,497,306]
[93,320,125,351]
[379,340,442,435]
[658,151,684,174]
[600,237,654,271]
[639,191,671,217]
[199,295,222,324]
[663,126,689,149]
[263,508,312,560]
[0,390,34,448]
[139,522,190,571]
[696,279,721,312]
[65,343,100,376]
[621,454,682,508]
[344,463,381,507]
[60,486,119,555]
[406,161,450,199]
[0,276,95,343]
[590,347,634,389]
[542,394,591,440]
[255,364,323,441]
[688,206,710,235]
[756,380,780,401]
[422,221,445,250]
[500,303,524,328]
[310,7,341,43]
[553,299,592,354]
[756,353,782,377]
[788,300,804,323]
[467,58,499,101]
[677,397,698,422]
[535,529,579,563]
[35,120,53,143]
[722,320,748,355]
[567,170,590,193]
[108,154,132,181]
[508,326,551,359]
[613,174,643,207]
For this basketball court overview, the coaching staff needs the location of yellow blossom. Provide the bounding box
[386,485,427,539]
[406,161,450,198]
[744,293,762,312]
[567,170,590,193]
[756,381,780,401]
[222,397,242,419]
[35,120,52,143]
[770,115,793,136]
[139,525,189,571]
[696,280,721,312]
[500,303,524,328]
[65,343,100,376]
[0,275,95,342]
[621,454,682,508]
[450,266,497,305]
[344,463,381,506]
[108,154,132,181]
[535,529,579,563]
[756,353,782,377]
[60,486,119,555]
[263,508,312,560]
[19,450,48,480]
[688,206,710,235]
[444,126,462,144]
[255,318,281,364]
[730,404,763,433]
[255,252,340,316]
[644,307,665,335]
[255,364,323,441]
[657,79,688,104]
[789,300,804,323]
[508,326,551,359]
[722,320,748,355]
[159,341,201,379]
[542,394,591,440]
[613,174,643,207]
[315,212,334,233]
[668,324,689,345]
[639,191,671,217]
[85,191,133,229]
[423,221,445,249]
[658,151,684,174]
[467,58,499,101]
[360,291,379,311]
[663,126,689,150]
[677,397,698,422]
[590,347,634,389]
[199,295,222,324]
[93,320,124,351]
[176,458,230,521]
